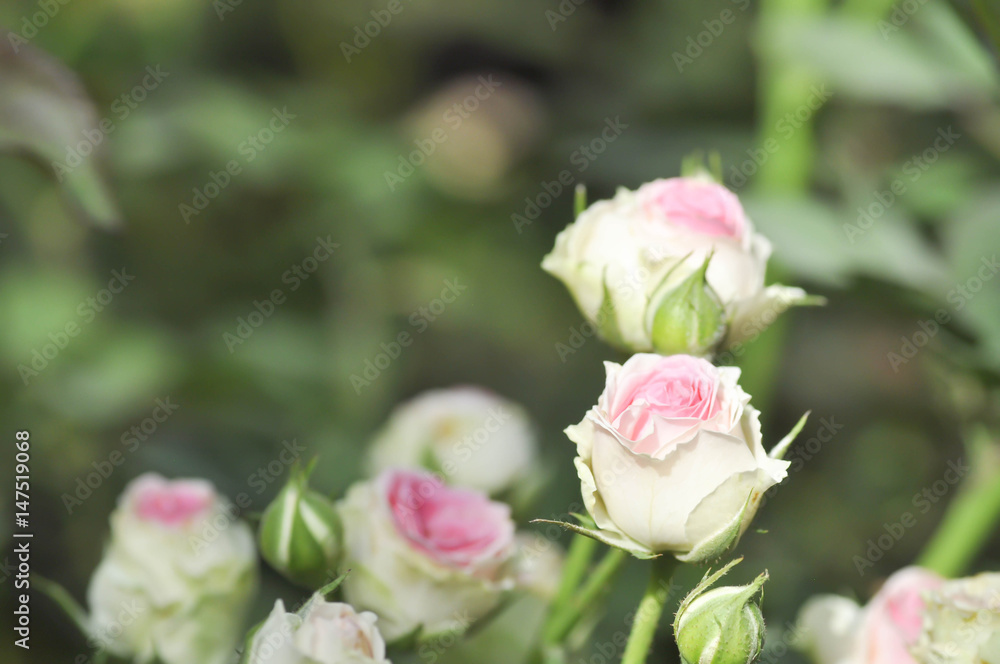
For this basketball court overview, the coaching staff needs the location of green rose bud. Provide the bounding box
[649,253,726,357]
[259,462,342,589]
[674,560,767,664]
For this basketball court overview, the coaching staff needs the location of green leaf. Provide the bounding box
[0,40,120,228]
[756,10,997,110]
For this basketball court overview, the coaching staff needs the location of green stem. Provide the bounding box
[551,534,598,616]
[620,557,679,664]
[754,0,828,194]
[918,428,1000,577]
[544,548,628,645]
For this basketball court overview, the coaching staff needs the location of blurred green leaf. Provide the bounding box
[757,5,998,110]
[0,39,120,228]
[941,189,1000,368]
[746,195,949,292]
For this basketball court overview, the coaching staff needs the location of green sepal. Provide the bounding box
[769,411,810,461]
[531,518,659,560]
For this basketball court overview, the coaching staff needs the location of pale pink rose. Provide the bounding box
[339,469,516,639]
[638,177,747,239]
[541,175,810,355]
[87,474,257,664]
[855,568,943,664]
[797,567,943,664]
[568,353,792,559]
[386,470,515,574]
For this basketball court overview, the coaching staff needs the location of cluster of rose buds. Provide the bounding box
[83,387,541,664]
[79,171,810,664]
[534,171,818,664]
[76,168,997,664]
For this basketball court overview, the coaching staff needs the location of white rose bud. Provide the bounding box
[674,561,768,664]
[542,176,811,356]
[367,386,538,496]
[914,572,1000,664]
[338,469,516,640]
[258,463,342,589]
[243,595,390,664]
[566,353,803,561]
[87,473,257,664]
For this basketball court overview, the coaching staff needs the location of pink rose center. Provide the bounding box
[609,355,723,441]
[135,485,213,526]
[643,179,746,239]
[387,470,512,569]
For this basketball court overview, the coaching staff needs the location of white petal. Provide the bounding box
[726,285,810,347]
[590,426,759,552]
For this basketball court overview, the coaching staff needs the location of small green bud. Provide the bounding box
[674,561,767,664]
[258,462,342,589]
[648,254,726,358]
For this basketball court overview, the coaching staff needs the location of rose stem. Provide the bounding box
[551,534,598,618]
[620,556,679,664]
[918,427,1000,577]
[543,547,628,645]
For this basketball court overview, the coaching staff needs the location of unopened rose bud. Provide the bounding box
[259,463,342,589]
[542,174,813,358]
[674,563,767,664]
[242,595,390,664]
[339,469,516,640]
[649,254,726,357]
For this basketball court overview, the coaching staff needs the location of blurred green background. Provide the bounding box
[2,0,1000,662]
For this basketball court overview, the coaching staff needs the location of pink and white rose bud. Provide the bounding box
[243,596,390,664]
[87,473,257,664]
[367,386,538,496]
[566,353,798,561]
[913,572,1000,664]
[338,469,516,640]
[796,566,943,664]
[541,175,810,356]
